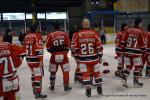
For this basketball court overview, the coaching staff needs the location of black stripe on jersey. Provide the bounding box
[78,55,98,61]
[47,45,69,53]
[146,48,150,53]
[121,41,127,47]
[115,47,122,52]
[125,48,142,54]
[26,58,40,62]
[3,71,17,79]
[36,50,44,55]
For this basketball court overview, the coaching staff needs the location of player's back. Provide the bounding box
[123,28,145,57]
[77,29,101,64]
[24,33,37,57]
[47,31,70,54]
[0,42,16,78]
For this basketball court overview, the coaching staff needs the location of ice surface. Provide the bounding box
[18,44,150,100]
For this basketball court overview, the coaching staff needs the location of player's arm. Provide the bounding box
[95,35,103,62]
[70,32,78,57]
[35,35,44,58]
[121,30,129,52]
[11,44,25,68]
[72,34,79,58]
[11,44,26,59]
[140,31,146,51]
[115,32,120,46]
[46,33,52,53]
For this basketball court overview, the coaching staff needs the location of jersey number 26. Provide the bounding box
[81,43,94,54]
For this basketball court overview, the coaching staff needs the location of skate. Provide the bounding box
[74,77,80,84]
[97,85,103,95]
[115,70,123,78]
[133,79,143,88]
[145,69,150,78]
[35,93,47,99]
[85,88,91,97]
[49,82,55,93]
[121,75,128,88]
[103,61,109,66]
[103,69,110,74]
[64,85,72,93]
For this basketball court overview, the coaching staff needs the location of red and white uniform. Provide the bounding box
[73,29,103,87]
[23,32,44,94]
[46,31,70,85]
[121,27,145,78]
[0,42,24,100]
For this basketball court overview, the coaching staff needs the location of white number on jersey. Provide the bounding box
[54,39,64,46]
[81,43,94,54]
[0,57,15,74]
[127,38,138,48]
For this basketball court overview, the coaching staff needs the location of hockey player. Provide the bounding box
[0,37,25,100]
[121,18,145,88]
[115,23,128,77]
[46,21,72,93]
[72,18,103,97]
[145,24,150,77]
[23,22,47,99]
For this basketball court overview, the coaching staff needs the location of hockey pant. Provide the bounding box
[0,76,21,100]
[74,58,82,83]
[116,53,124,71]
[49,54,70,86]
[79,63,102,88]
[26,60,43,94]
[123,56,142,79]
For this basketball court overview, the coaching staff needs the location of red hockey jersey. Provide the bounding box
[46,31,70,54]
[71,29,100,57]
[73,29,103,64]
[121,28,145,57]
[0,42,24,78]
[115,31,126,54]
[23,32,44,60]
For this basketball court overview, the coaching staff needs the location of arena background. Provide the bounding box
[0,0,150,44]
[0,1,150,100]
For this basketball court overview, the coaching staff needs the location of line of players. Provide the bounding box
[115,18,150,88]
[1,17,150,100]
[0,18,105,99]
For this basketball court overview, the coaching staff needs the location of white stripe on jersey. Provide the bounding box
[26,56,38,58]
[125,52,142,56]
[27,62,40,64]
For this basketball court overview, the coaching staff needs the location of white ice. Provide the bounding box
[18,44,150,100]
